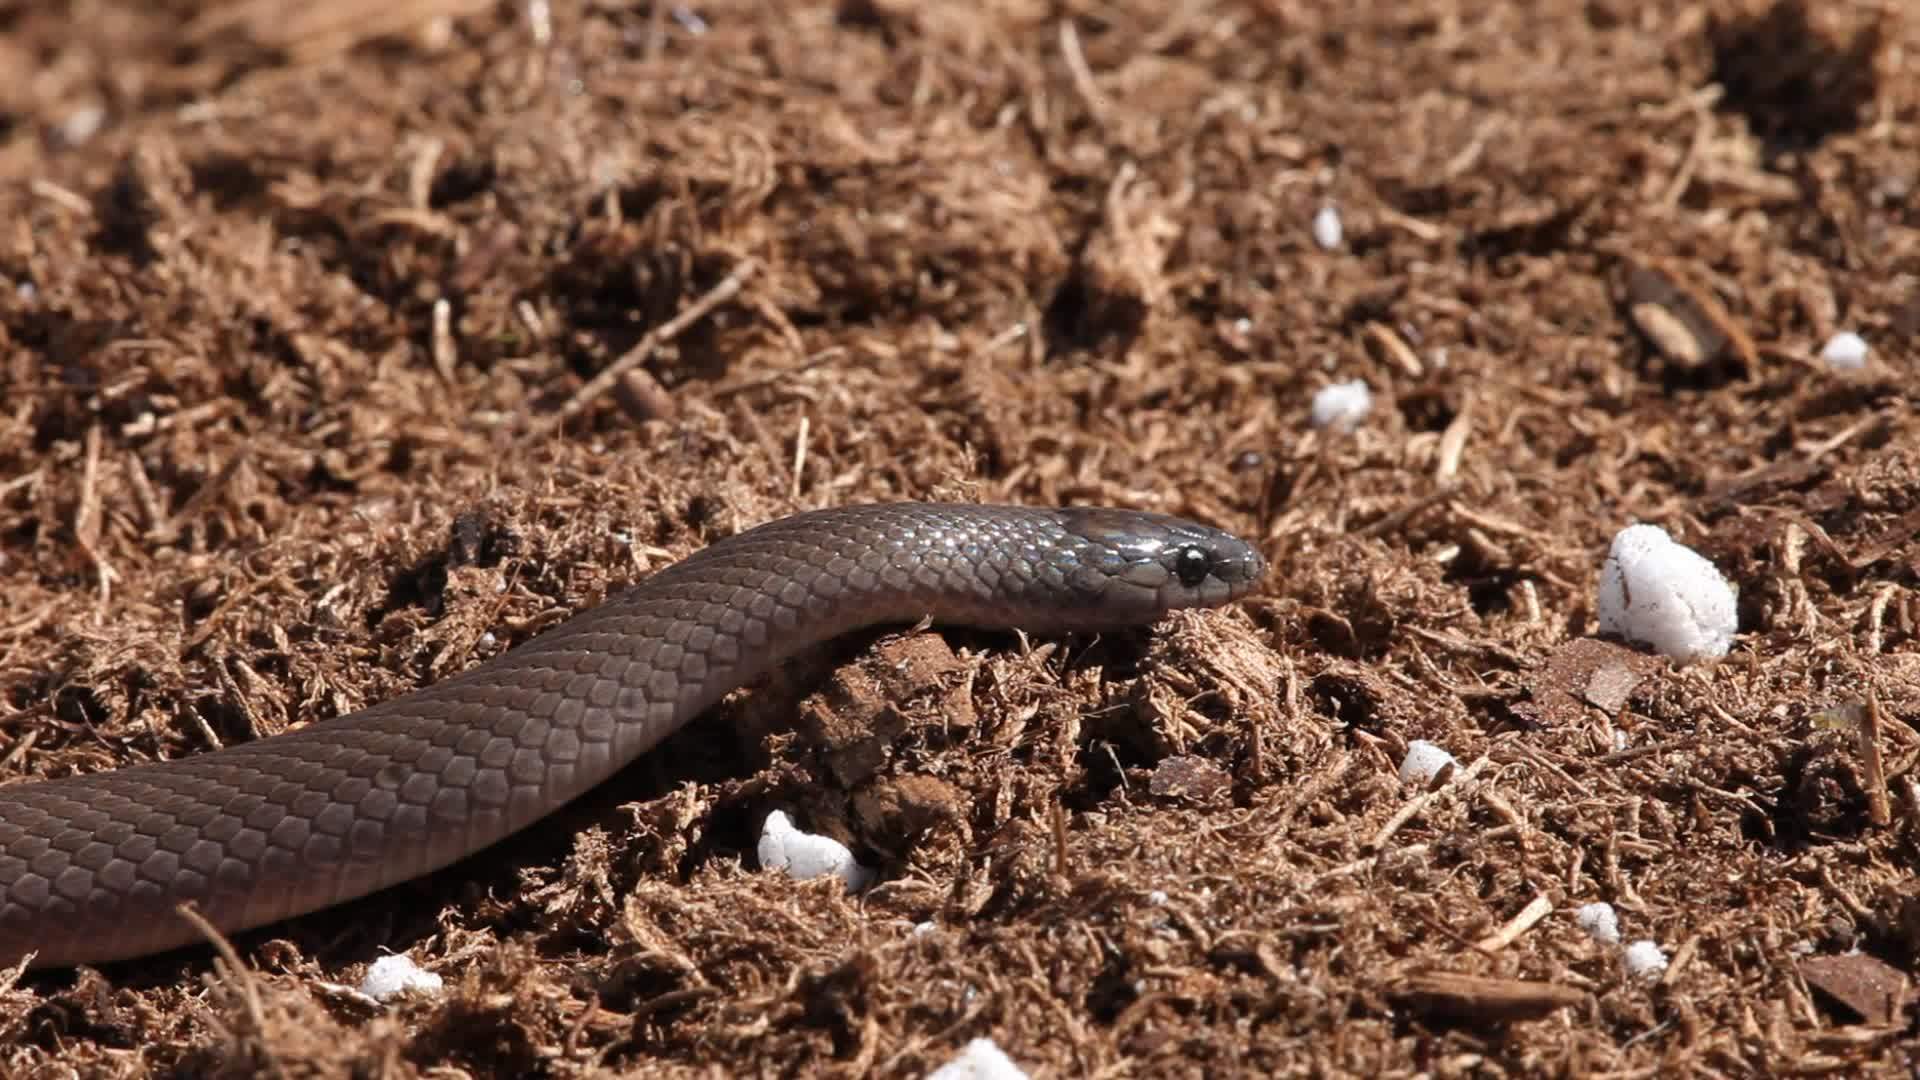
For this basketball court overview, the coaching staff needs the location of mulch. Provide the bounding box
[2,1,1918,1075]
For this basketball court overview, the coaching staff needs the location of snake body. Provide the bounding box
[0,503,1263,970]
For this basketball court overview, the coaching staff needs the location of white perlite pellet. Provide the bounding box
[1597,524,1737,662]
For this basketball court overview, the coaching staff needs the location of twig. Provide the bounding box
[1657,96,1713,208]
[1866,584,1895,656]
[790,415,810,501]
[1352,483,1456,539]
[523,257,758,443]
[1434,393,1474,482]
[431,297,455,380]
[28,179,92,215]
[1500,739,1593,796]
[1475,893,1552,952]
[1597,734,1703,765]
[0,947,31,992]
[1661,934,1700,988]
[1308,843,1432,888]
[159,449,251,541]
[1058,20,1107,128]
[0,728,37,772]
[1862,692,1892,828]
[0,466,41,499]
[1050,800,1071,881]
[75,424,116,610]
[709,348,845,401]
[175,902,288,1080]
[1369,754,1492,850]
[1392,970,1586,1022]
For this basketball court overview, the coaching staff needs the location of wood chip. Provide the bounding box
[1515,638,1661,727]
[1149,755,1233,804]
[1799,953,1909,1026]
[1391,971,1587,1024]
[1474,894,1553,952]
[1362,321,1423,377]
[1622,259,1757,371]
[614,367,679,422]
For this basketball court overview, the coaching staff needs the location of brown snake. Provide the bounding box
[0,502,1264,970]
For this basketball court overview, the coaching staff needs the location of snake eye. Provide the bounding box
[1173,545,1213,588]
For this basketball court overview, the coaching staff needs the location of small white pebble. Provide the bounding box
[359,954,444,1002]
[1311,205,1344,250]
[525,0,552,43]
[1575,902,1620,946]
[1623,939,1668,981]
[1612,730,1629,752]
[1147,890,1169,906]
[1398,740,1456,785]
[58,104,105,145]
[758,810,874,890]
[926,1037,1028,1080]
[1597,524,1738,663]
[1309,380,1371,432]
[913,921,938,937]
[1819,330,1869,369]
[671,5,709,34]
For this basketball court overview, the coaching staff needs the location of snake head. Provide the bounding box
[1049,507,1266,629]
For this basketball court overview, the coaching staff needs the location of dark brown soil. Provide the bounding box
[3,1,1919,1075]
